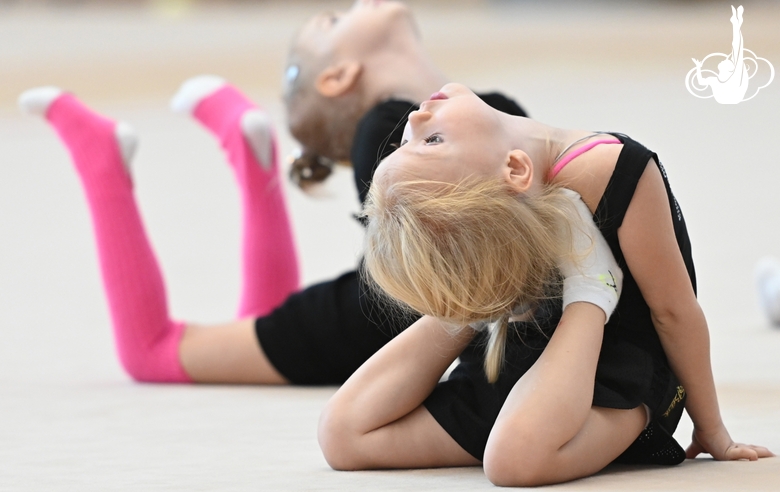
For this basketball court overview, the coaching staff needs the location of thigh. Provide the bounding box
[180,318,288,384]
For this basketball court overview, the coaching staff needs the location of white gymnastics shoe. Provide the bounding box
[18,86,64,116]
[170,75,226,114]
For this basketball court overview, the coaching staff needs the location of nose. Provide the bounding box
[406,110,431,138]
[408,109,431,126]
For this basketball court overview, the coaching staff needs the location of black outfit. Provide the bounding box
[423,134,690,465]
[254,94,528,384]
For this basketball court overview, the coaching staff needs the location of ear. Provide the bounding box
[503,149,534,193]
[315,60,363,98]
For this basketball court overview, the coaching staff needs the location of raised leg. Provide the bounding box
[20,88,189,382]
[172,75,300,318]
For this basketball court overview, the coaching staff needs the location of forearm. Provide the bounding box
[323,315,475,436]
[498,302,605,439]
[652,302,724,433]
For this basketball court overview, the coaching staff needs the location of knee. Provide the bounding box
[317,401,366,471]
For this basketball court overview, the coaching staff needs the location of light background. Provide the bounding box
[1,0,779,490]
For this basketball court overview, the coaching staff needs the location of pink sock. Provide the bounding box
[45,94,191,383]
[192,86,299,318]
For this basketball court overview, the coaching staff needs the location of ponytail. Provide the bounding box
[484,313,510,383]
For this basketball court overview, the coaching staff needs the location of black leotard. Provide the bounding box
[424,134,691,465]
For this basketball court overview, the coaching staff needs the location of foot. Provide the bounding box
[174,75,274,170]
[19,87,139,173]
[170,74,227,115]
[755,256,780,325]
[18,86,63,116]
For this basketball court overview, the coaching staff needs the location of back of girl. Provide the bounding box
[318,83,773,486]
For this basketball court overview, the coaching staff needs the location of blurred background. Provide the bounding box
[1,1,779,490]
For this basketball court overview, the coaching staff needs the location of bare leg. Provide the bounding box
[180,319,288,384]
[483,302,645,486]
[318,315,480,470]
[173,76,300,319]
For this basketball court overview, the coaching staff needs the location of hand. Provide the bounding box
[686,425,774,461]
[692,58,703,68]
[557,189,623,322]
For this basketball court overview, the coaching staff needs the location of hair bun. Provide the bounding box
[288,150,335,189]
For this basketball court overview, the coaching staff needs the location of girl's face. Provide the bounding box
[297,0,417,59]
[375,83,510,184]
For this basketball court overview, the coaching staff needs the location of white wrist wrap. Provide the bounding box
[558,189,623,322]
[562,273,620,322]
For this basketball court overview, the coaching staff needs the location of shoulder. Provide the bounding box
[552,143,624,213]
[553,134,658,214]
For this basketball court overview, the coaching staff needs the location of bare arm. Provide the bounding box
[618,161,772,460]
[318,315,480,469]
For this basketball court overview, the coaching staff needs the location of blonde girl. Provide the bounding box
[318,83,773,486]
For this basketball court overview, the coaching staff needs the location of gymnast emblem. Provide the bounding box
[685,5,774,104]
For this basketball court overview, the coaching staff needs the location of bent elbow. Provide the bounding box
[318,402,365,471]
[484,457,549,488]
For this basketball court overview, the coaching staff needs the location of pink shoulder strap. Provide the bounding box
[548,139,622,179]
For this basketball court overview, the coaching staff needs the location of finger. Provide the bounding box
[747,445,775,458]
[685,439,705,459]
[726,444,759,461]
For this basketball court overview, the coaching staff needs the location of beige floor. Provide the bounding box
[1,1,779,490]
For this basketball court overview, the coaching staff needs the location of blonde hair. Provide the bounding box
[362,174,576,382]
